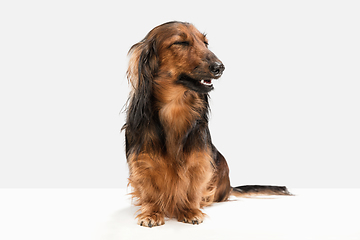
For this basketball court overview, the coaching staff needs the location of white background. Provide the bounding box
[1,0,359,188]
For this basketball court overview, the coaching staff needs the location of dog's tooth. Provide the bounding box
[200,79,212,86]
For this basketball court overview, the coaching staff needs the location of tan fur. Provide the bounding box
[155,83,205,150]
[128,148,215,225]
[126,43,142,93]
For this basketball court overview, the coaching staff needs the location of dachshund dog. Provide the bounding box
[123,21,290,228]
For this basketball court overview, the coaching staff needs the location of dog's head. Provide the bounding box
[127,21,225,94]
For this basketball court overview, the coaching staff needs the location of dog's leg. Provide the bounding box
[212,150,232,202]
[136,203,165,228]
[177,208,206,225]
[176,150,214,225]
[177,186,207,225]
[128,153,166,227]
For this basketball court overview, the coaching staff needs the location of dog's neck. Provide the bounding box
[153,76,209,156]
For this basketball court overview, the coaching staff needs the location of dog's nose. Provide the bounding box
[209,61,225,77]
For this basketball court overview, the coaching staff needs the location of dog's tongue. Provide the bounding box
[200,79,213,86]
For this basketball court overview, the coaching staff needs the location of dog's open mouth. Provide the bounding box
[200,79,213,87]
[177,74,215,93]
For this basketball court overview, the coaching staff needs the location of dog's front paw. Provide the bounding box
[178,209,206,225]
[137,212,165,228]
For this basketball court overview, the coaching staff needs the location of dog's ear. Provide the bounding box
[125,37,158,136]
[127,38,158,92]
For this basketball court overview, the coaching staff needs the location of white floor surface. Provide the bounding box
[0,188,359,240]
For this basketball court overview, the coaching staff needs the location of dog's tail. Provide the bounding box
[231,185,292,197]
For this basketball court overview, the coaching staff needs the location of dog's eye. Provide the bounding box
[204,41,209,47]
[173,41,190,46]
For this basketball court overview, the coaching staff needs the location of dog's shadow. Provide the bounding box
[98,204,219,240]
[99,205,139,239]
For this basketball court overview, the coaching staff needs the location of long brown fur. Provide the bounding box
[123,21,290,228]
